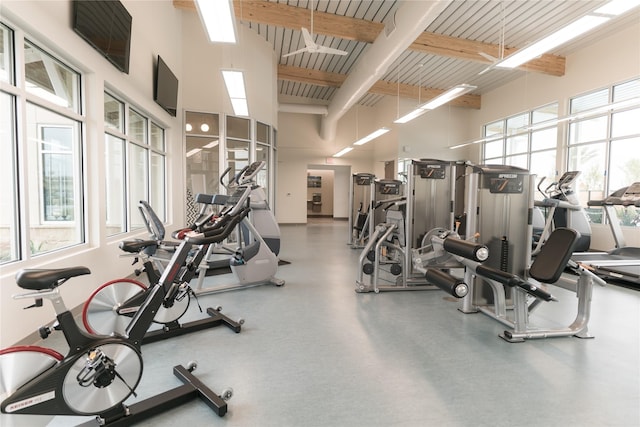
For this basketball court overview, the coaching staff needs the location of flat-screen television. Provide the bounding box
[154,56,178,117]
[72,0,132,74]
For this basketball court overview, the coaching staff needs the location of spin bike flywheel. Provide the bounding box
[62,341,143,415]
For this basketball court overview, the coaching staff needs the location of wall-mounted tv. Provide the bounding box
[154,56,178,117]
[72,0,132,74]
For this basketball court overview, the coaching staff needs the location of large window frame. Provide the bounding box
[184,110,277,216]
[481,78,640,227]
[104,91,168,237]
[567,78,640,225]
[1,23,86,264]
[481,103,559,199]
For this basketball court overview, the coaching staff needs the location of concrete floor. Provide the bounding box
[2,218,639,426]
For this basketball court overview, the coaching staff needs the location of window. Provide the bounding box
[256,121,270,195]
[39,125,76,222]
[226,115,250,178]
[482,104,558,199]
[24,41,80,113]
[104,92,167,236]
[1,32,84,263]
[568,79,640,225]
[185,111,220,225]
[1,23,13,83]
[184,111,277,220]
[0,90,18,262]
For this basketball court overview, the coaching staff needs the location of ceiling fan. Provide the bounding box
[283,27,349,58]
[282,0,348,58]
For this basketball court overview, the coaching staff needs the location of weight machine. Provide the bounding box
[443,165,605,342]
[356,159,466,293]
[348,173,376,248]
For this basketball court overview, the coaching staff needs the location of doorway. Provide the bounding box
[306,165,351,221]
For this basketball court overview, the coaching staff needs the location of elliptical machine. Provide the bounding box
[192,161,285,295]
[532,171,592,253]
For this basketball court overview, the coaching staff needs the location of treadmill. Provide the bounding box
[572,182,640,288]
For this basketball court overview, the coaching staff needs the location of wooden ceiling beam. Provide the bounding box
[411,32,566,77]
[174,0,565,77]
[278,65,481,109]
[173,0,381,42]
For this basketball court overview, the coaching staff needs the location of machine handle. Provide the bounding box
[424,268,468,298]
[475,265,555,301]
[443,238,489,262]
[185,208,249,245]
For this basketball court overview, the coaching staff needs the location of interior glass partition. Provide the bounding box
[185,111,220,224]
[184,111,277,218]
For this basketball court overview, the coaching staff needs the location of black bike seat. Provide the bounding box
[119,239,159,253]
[16,267,91,290]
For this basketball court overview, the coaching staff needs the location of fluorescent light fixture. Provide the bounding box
[194,0,237,43]
[394,108,428,124]
[230,98,249,116]
[221,70,246,98]
[449,134,504,150]
[420,84,477,110]
[353,127,390,146]
[525,97,640,131]
[394,84,477,124]
[203,139,219,149]
[594,0,640,16]
[333,146,354,157]
[187,148,202,157]
[222,70,249,116]
[496,15,609,69]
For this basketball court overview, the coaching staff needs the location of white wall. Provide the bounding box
[181,14,278,127]
[0,0,184,347]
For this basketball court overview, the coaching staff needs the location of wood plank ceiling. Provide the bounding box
[174,0,637,110]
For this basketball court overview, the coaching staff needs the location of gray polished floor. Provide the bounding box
[2,218,639,426]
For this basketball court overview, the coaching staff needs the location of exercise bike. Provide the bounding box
[82,199,244,343]
[0,203,248,424]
